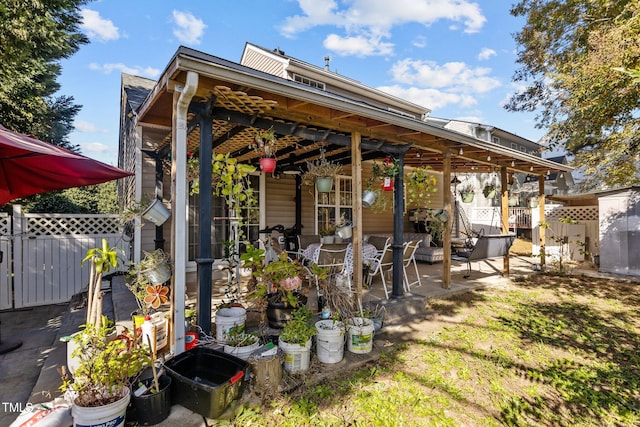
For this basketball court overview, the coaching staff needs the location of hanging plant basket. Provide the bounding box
[382,177,394,191]
[509,196,519,207]
[315,176,333,193]
[259,157,277,173]
[482,186,497,199]
[461,192,475,203]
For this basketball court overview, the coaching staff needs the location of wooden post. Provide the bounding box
[442,150,452,289]
[500,166,510,276]
[351,132,363,302]
[538,175,546,268]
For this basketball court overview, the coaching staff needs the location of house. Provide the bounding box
[118,44,571,353]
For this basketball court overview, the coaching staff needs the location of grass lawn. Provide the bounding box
[226,273,640,426]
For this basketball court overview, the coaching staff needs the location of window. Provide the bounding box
[492,136,501,144]
[188,174,260,261]
[292,73,326,90]
[316,176,352,232]
[511,142,518,150]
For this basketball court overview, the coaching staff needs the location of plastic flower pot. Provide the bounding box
[259,157,276,173]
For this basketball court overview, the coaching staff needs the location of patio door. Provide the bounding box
[316,176,352,233]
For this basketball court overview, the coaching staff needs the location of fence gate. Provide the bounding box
[0,206,130,309]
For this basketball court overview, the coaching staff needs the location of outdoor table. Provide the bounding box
[302,242,378,276]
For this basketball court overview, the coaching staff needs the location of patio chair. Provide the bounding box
[296,234,321,260]
[366,236,391,254]
[365,242,394,299]
[312,244,349,303]
[402,239,422,292]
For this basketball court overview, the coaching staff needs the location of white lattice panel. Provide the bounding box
[25,214,121,236]
[545,206,598,221]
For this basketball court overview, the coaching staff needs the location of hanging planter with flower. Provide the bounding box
[249,126,278,172]
[372,156,401,191]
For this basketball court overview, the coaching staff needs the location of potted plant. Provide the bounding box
[372,156,401,191]
[278,306,316,373]
[131,249,171,286]
[315,316,346,364]
[61,322,151,426]
[301,151,342,193]
[82,239,121,329]
[319,224,336,243]
[405,165,437,207]
[483,183,498,199]
[459,183,475,203]
[223,328,260,360]
[242,248,308,329]
[248,126,278,172]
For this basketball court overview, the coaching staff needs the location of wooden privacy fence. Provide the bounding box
[0,206,130,310]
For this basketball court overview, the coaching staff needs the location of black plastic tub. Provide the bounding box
[164,347,249,419]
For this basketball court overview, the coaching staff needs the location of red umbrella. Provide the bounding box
[0,124,133,205]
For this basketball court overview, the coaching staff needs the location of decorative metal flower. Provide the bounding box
[144,284,169,309]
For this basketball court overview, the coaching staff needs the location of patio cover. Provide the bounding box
[0,124,133,205]
[132,46,574,353]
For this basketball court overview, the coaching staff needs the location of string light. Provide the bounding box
[487,154,491,161]
[530,165,534,172]
[458,147,464,155]
[511,160,515,167]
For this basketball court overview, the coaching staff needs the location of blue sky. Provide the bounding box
[60,1,542,166]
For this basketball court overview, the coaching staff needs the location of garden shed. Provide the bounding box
[597,186,640,277]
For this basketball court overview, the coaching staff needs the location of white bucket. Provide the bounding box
[223,341,260,360]
[215,307,247,342]
[315,320,345,364]
[72,387,130,427]
[346,317,374,354]
[279,337,311,373]
[142,199,171,226]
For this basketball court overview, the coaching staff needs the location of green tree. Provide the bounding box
[21,181,119,214]
[507,1,640,189]
[0,0,90,149]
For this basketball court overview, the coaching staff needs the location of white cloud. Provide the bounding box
[412,36,427,48]
[389,58,501,93]
[82,142,111,154]
[478,47,496,61]
[80,9,119,42]
[378,85,477,110]
[280,0,486,56]
[74,121,109,133]
[172,10,206,45]
[323,33,393,57]
[89,63,160,78]
[380,57,502,111]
